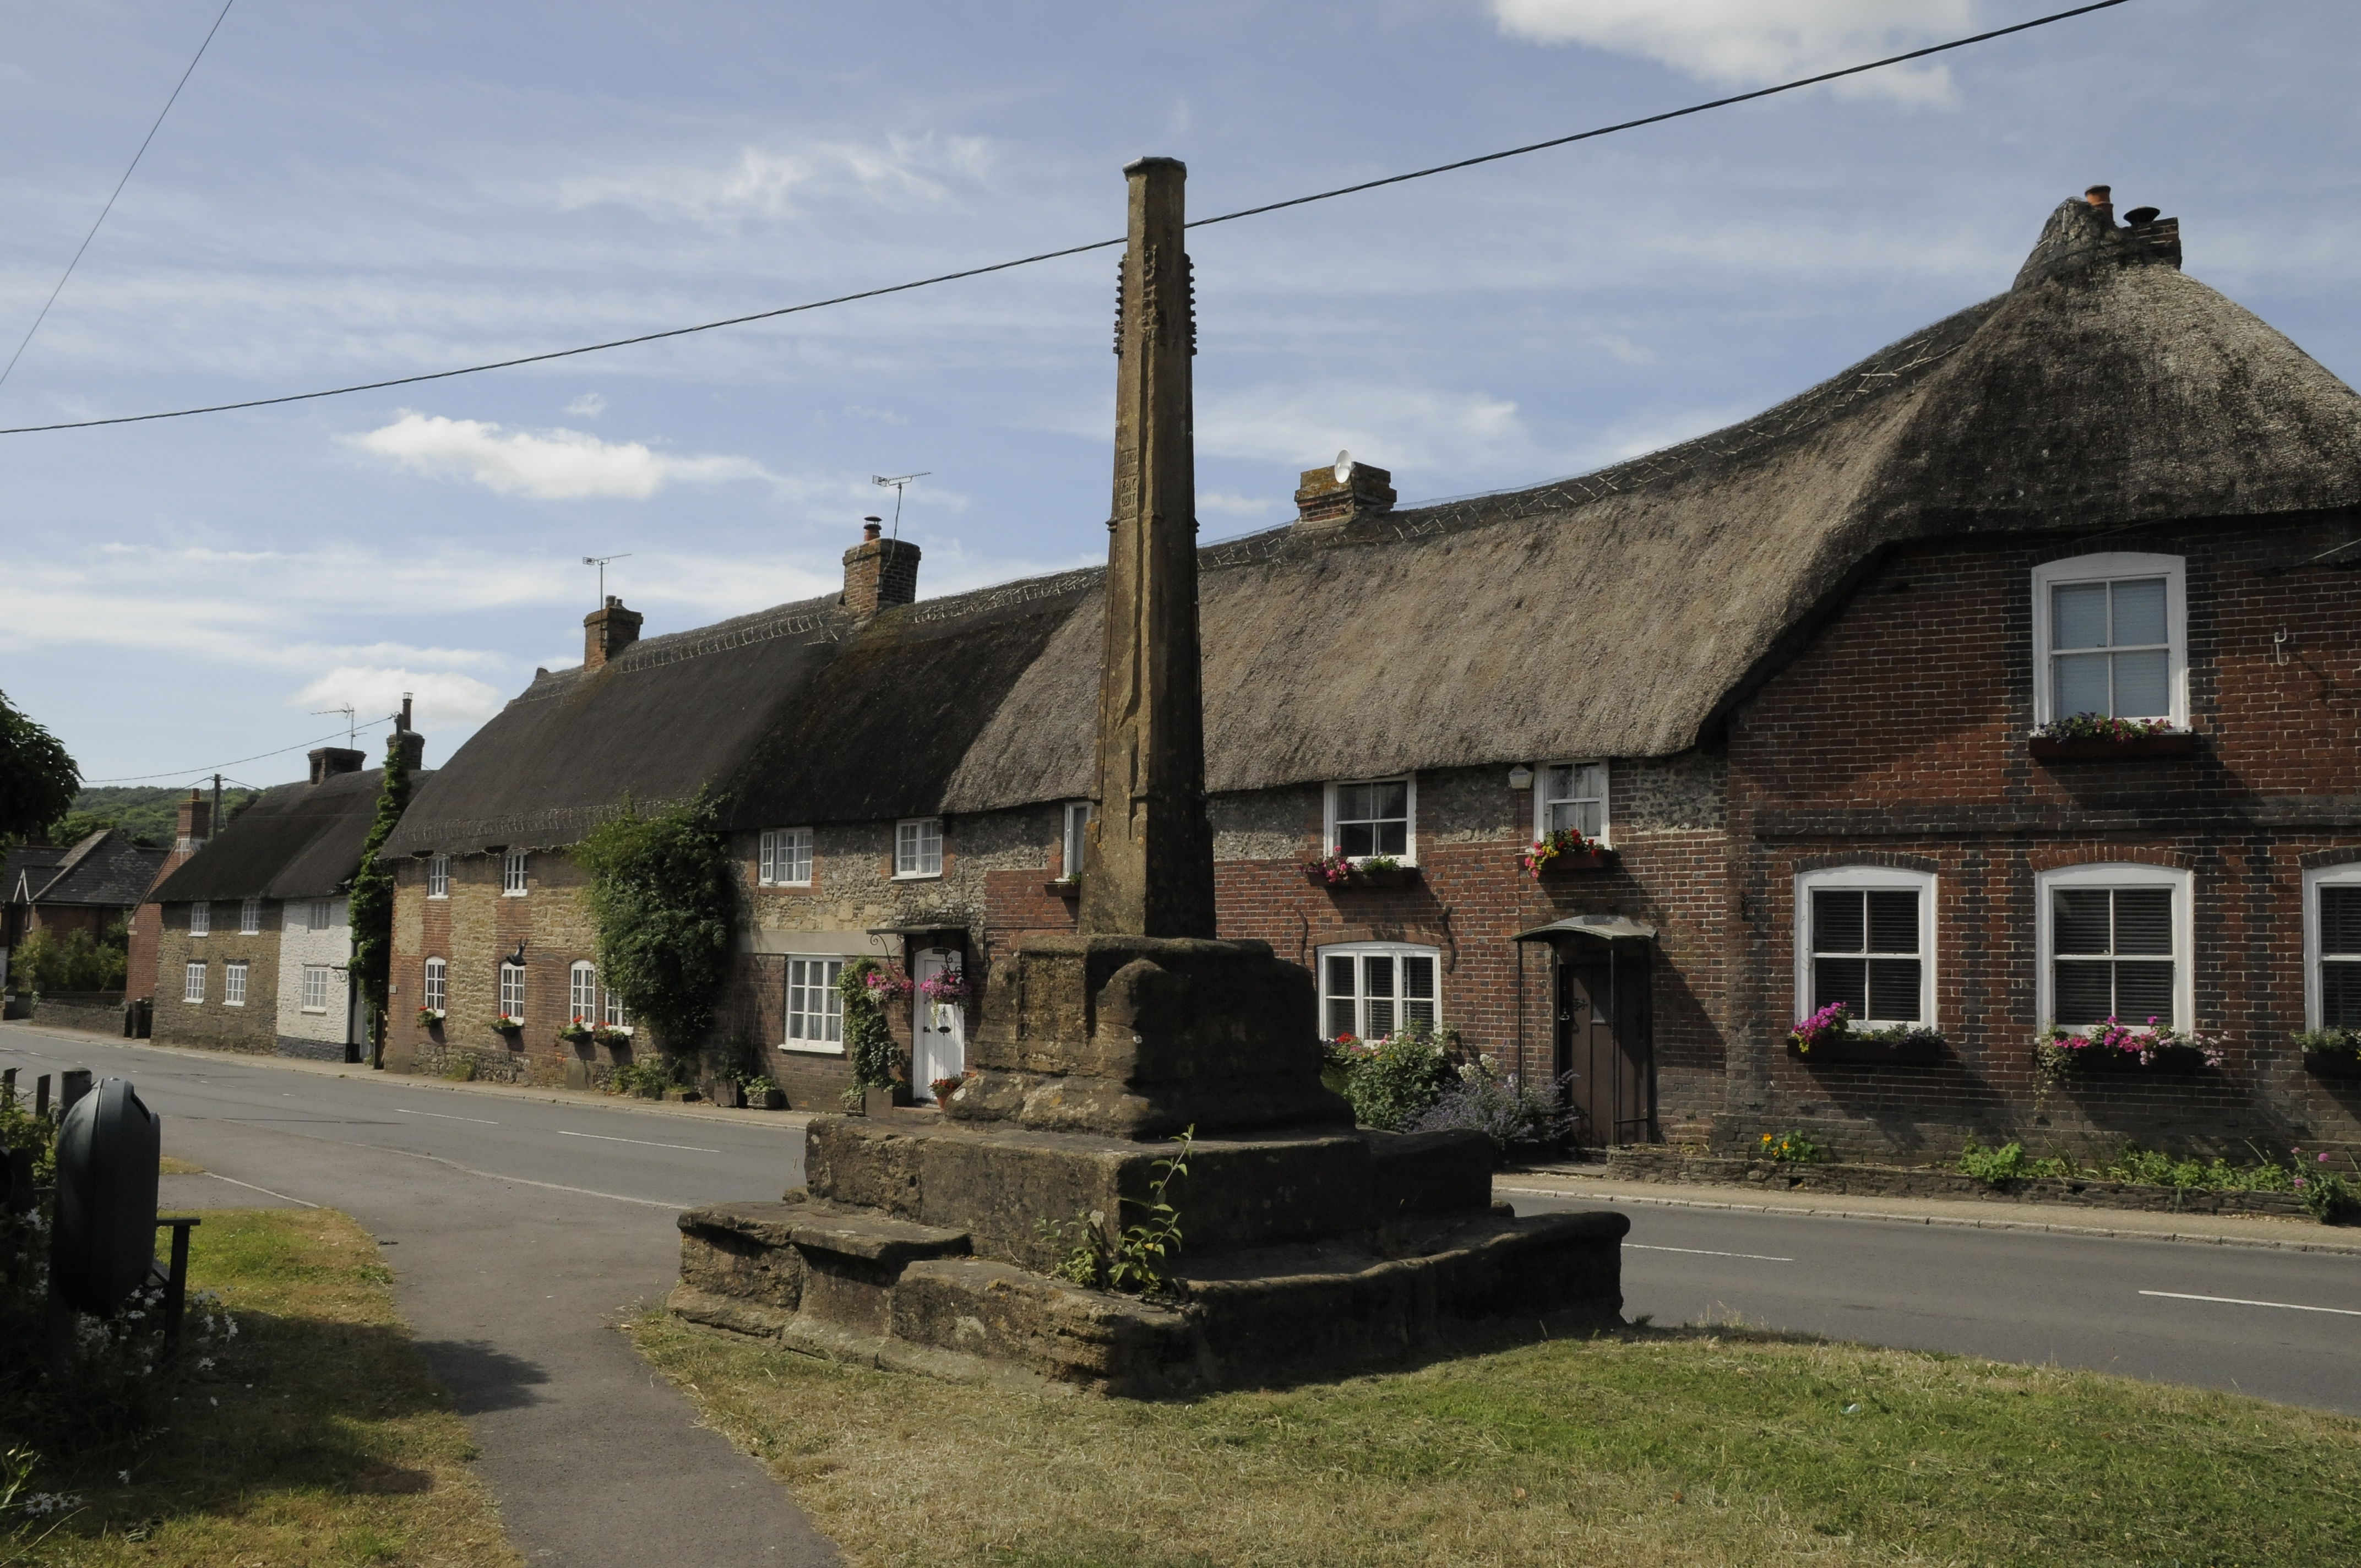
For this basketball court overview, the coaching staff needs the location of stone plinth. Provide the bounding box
[949,934,1351,1138]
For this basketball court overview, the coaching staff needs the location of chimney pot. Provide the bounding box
[2084,183,2115,224]
[584,597,644,669]
[842,525,921,622]
[864,522,882,541]
[1293,459,1397,530]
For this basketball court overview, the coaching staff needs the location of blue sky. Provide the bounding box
[3,1,2356,788]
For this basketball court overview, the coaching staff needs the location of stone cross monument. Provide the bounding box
[667,158,1628,1396]
[1079,156,1218,939]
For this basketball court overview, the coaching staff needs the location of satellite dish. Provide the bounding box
[1333,450,1352,483]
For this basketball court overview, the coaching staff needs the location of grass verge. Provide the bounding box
[13,1209,518,1568]
[630,1313,2361,1567]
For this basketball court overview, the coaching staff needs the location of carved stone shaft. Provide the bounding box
[1078,155,1216,940]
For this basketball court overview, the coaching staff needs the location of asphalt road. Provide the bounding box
[1509,1190,2361,1415]
[1,1024,833,1568]
[10,1022,2359,1567]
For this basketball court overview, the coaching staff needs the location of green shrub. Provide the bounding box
[1328,1021,1459,1131]
[1957,1140,2067,1184]
[13,924,128,993]
[1758,1130,1827,1164]
[573,793,738,1053]
[837,959,904,1091]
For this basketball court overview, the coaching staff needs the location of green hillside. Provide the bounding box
[57,784,275,847]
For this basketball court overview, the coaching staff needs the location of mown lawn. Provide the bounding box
[632,1312,2361,1567]
[15,1209,518,1568]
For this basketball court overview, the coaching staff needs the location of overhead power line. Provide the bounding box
[0,0,237,393]
[81,710,399,785]
[0,0,2133,438]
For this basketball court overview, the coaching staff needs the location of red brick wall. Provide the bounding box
[1724,516,2361,1158]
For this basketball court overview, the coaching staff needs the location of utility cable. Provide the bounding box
[0,0,2132,437]
[81,710,399,785]
[0,0,237,393]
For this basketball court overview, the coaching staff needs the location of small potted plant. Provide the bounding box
[744,1074,785,1110]
[929,1071,972,1109]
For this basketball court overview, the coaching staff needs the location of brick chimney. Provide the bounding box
[841,521,921,622]
[309,748,365,785]
[1294,456,1397,530]
[173,788,211,853]
[387,692,425,771]
[584,596,644,669]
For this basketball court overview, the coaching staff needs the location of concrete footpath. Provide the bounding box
[6,1024,840,1568]
[1498,1162,2361,1256]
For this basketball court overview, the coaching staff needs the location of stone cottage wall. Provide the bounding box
[275,895,353,1060]
[150,900,281,1053]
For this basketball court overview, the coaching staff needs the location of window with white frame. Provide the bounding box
[2303,864,2361,1030]
[301,964,332,1012]
[307,899,331,932]
[499,962,525,1017]
[569,961,598,1021]
[502,850,530,896]
[189,901,210,938]
[1062,802,1094,878]
[2032,553,2185,727]
[224,960,248,1007]
[760,828,814,887]
[1538,763,1609,842]
[183,960,206,1003]
[786,957,846,1049]
[602,987,630,1029]
[427,854,449,899]
[240,897,262,935]
[423,957,447,1013]
[1328,778,1413,862]
[1794,868,1935,1026]
[1318,943,1440,1041]
[895,818,943,878]
[2038,863,2191,1031]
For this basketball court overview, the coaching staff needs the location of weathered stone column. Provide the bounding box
[1078,156,1217,940]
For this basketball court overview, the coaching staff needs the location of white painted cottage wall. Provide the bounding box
[276,895,352,1053]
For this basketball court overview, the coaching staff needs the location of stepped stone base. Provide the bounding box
[672,1115,1629,1395]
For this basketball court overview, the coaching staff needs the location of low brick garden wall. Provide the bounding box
[30,991,128,1036]
[1596,1146,2317,1220]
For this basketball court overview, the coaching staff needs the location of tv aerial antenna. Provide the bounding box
[311,705,357,748]
[870,472,929,543]
[582,553,633,603]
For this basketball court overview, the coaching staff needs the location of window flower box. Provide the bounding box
[2297,1032,2361,1078]
[1304,852,1420,889]
[1786,1004,1944,1064]
[415,1007,445,1030]
[489,1014,523,1035]
[2033,1020,2224,1081]
[2028,716,2199,761]
[1522,829,1611,879]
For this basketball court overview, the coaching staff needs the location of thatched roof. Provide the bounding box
[151,767,421,903]
[387,195,2361,854]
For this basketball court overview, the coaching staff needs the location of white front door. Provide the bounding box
[911,947,965,1091]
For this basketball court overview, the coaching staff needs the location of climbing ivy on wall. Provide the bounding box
[573,793,739,1053]
[346,733,412,1058]
[837,956,903,1090]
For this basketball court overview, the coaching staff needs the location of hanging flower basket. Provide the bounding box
[862,967,913,1001]
[917,970,970,1004]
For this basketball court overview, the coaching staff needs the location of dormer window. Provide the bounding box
[1326,778,1414,864]
[189,901,210,938]
[502,850,530,896]
[427,854,449,899]
[2032,553,2185,727]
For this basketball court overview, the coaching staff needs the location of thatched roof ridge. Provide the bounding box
[386,196,2361,847]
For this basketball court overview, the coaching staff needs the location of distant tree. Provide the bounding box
[0,692,79,843]
[345,736,413,1063]
[572,794,738,1054]
[46,810,119,846]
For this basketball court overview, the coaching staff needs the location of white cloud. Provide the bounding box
[1195,383,1535,476]
[1199,491,1276,517]
[564,392,607,417]
[1490,0,1977,107]
[348,412,777,501]
[291,667,508,731]
[557,132,1001,226]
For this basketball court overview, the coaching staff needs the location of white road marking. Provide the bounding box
[200,1172,320,1208]
[558,1130,719,1153]
[397,1107,500,1125]
[2139,1289,2361,1317]
[1625,1243,1794,1262]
